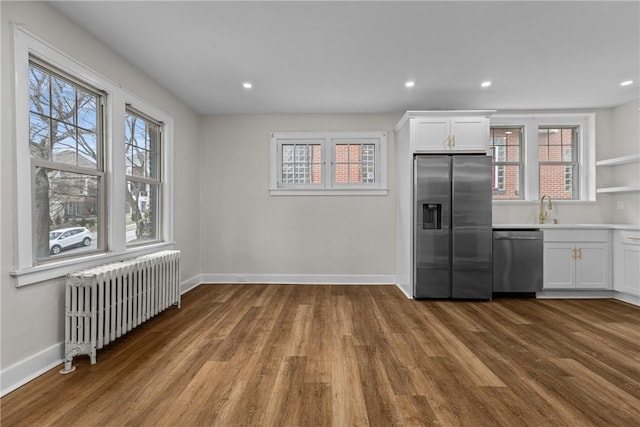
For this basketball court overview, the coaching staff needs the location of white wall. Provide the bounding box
[199,114,399,281]
[0,1,202,390]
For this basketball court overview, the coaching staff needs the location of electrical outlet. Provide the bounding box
[617,201,625,210]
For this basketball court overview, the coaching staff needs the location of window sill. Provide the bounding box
[269,188,389,196]
[10,242,175,287]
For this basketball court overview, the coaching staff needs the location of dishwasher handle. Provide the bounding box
[493,231,542,240]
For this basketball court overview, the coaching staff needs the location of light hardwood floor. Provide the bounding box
[2,284,639,426]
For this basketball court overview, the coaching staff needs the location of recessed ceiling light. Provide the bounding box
[242,82,253,89]
[481,81,492,88]
[405,81,415,88]
[620,80,634,86]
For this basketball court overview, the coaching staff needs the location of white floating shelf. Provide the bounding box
[596,185,640,194]
[596,154,640,167]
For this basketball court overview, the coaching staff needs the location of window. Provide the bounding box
[490,114,594,202]
[28,59,104,260]
[490,127,523,200]
[125,109,162,245]
[12,26,174,286]
[281,142,323,185]
[334,141,376,185]
[270,131,387,195]
[538,127,578,199]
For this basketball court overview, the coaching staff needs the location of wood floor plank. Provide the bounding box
[2,285,640,426]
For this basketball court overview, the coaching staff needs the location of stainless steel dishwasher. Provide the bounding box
[492,229,543,296]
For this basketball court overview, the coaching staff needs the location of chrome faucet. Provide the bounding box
[539,194,553,224]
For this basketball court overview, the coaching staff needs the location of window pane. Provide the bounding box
[77,94,97,131]
[492,165,521,200]
[30,112,51,160]
[281,143,322,184]
[334,143,375,184]
[125,112,161,180]
[78,132,98,167]
[540,164,576,199]
[30,64,100,170]
[50,75,76,125]
[34,167,100,259]
[506,146,520,162]
[29,66,50,116]
[126,181,160,244]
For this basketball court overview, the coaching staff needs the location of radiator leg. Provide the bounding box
[59,350,77,375]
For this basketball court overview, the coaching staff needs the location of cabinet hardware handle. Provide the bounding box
[577,248,582,260]
[571,248,576,260]
[628,236,640,241]
[452,134,456,147]
[446,135,451,148]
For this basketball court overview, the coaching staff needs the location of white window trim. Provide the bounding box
[10,26,174,286]
[269,131,388,196]
[490,113,595,203]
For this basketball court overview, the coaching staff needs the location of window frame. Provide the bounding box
[269,131,388,195]
[489,126,524,200]
[537,126,579,200]
[28,57,107,262]
[125,107,164,247]
[490,114,595,203]
[11,26,175,287]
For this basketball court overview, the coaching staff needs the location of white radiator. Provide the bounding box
[60,250,180,374]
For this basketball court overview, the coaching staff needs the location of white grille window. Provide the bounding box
[28,59,105,261]
[538,127,579,200]
[490,127,524,200]
[270,131,387,195]
[12,27,175,286]
[125,109,163,246]
[490,114,594,202]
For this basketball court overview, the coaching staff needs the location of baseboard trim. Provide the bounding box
[0,342,64,397]
[199,273,396,285]
[180,274,201,295]
[536,289,615,299]
[613,291,640,306]
[536,289,640,306]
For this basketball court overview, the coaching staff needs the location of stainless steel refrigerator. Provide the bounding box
[414,155,493,299]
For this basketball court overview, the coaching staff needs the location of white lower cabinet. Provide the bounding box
[543,230,610,290]
[613,230,640,296]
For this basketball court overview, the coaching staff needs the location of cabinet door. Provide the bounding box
[616,235,640,296]
[543,243,575,289]
[450,117,489,152]
[575,243,609,289]
[413,118,450,152]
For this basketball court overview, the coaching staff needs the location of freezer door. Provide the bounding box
[414,156,451,298]
[451,156,493,299]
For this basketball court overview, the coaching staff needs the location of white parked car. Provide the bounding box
[49,227,92,255]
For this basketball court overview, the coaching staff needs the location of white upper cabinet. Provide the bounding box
[411,115,490,153]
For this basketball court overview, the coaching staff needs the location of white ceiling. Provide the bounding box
[50,1,639,115]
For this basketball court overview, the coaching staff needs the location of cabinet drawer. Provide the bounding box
[543,229,609,243]
[617,230,640,245]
